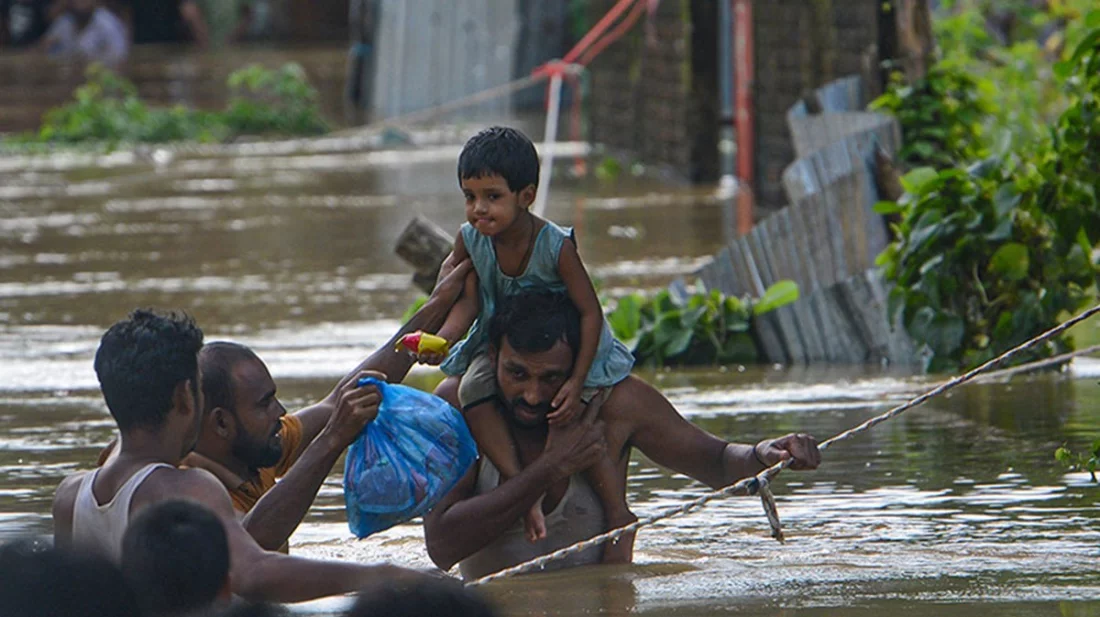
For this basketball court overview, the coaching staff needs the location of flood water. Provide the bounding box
[3,47,1100,617]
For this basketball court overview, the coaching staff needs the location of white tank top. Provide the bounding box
[72,463,172,563]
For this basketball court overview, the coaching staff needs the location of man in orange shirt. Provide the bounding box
[102,260,474,553]
[190,261,474,552]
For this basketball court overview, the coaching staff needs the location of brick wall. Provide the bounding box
[586,0,885,202]
[586,0,711,182]
[753,0,884,207]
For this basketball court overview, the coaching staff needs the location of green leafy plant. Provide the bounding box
[223,63,329,136]
[396,280,801,369]
[876,28,1100,373]
[932,0,1100,152]
[870,62,994,168]
[12,62,329,147]
[606,281,799,368]
[1055,441,1100,482]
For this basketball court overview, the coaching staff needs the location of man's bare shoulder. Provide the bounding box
[52,470,88,513]
[598,376,645,424]
[135,465,235,515]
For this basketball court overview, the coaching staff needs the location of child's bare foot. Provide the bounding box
[601,510,638,564]
[524,497,547,543]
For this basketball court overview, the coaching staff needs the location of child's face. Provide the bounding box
[461,174,535,237]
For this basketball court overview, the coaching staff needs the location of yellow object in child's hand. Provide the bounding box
[396,332,451,356]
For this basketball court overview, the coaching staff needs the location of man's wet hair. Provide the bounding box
[457,126,540,193]
[0,539,142,617]
[199,342,261,415]
[489,291,580,358]
[121,500,230,617]
[94,308,204,432]
[345,577,499,617]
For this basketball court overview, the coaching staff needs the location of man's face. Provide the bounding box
[494,337,575,428]
[228,358,286,470]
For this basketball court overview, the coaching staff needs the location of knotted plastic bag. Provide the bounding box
[343,377,477,538]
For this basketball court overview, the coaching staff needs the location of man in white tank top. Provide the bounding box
[52,309,434,603]
[424,292,823,579]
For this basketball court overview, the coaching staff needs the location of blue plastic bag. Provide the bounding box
[343,377,478,538]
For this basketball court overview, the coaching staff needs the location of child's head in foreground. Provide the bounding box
[457,126,540,237]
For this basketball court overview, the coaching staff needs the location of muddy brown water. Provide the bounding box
[2,46,1100,617]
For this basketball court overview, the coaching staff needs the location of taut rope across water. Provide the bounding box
[467,302,1100,586]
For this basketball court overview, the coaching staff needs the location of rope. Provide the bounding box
[466,302,1100,586]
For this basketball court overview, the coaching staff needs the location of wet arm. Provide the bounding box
[606,377,767,490]
[51,474,82,551]
[434,231,469,289]
[424,459,559,571]
[240,430,346,551]
[559,239,602,386]
[293,259,474,447]
[179,470,413,602]
[436,267,478,346]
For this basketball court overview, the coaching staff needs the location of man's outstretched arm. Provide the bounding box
[293,259,475,448]
[240,261,473,550]
[242,371,381,551]
[603,376,820,491]
[170,468,424,602]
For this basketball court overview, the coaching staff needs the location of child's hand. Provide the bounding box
[548,378,584,425]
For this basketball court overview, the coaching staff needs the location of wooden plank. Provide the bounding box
[777,209,827,361]
[753,312,789,364]
[860,135,893,258]
[797,192,837,288]
[804,290,841,362]
[788,112,887,159]
[753,224,807,363]
[835,170,867,275]
[782,157,818,205]
[822,282,870,363]
[695,255,721,292]
[727,238,754,298]
[714,245,741,297]
[766,213,816,363]
[762,212,790,284]
[776,206,828,361]
[815,75,863,112]
[848,135,890,263]
[737,239,787,364]
[787,198,821,292]
[811,151,849,281]
[832,274,886,363]
[865,268,919,365]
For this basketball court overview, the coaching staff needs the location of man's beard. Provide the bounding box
[508,397,553,428]
[232,423,282,471]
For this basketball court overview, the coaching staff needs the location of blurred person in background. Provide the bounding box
[0,0,51,48]
[39,0,128,67]
[190,0,254,48]
[116,0,206,46]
